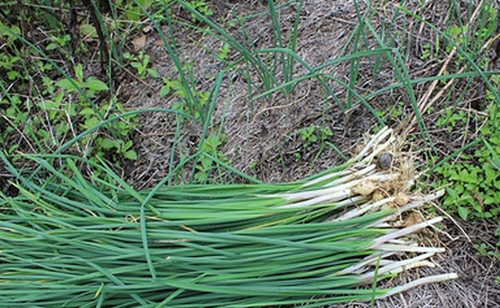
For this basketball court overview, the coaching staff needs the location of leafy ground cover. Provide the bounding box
[1,0,499,307]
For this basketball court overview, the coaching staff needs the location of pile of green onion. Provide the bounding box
[0,127,457,307]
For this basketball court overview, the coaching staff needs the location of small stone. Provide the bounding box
[377,152,393,170]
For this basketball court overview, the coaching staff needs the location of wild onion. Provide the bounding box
[0,127,457,307]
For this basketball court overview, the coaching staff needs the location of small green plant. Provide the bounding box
[46,34,71,52]
[56,64,109,97]
[435,108,468,132]
[78,99,138,161]
[0,53,22,81]
[296,125,333,149]
[248,161,258,171]
[475,242,500,260]
[286,125,334,162]
[420,42,432,60]
[378,101,405,121]
[186,0,213,22]
[298,125,319,147]
[194,133,228,183]
[475,239,500,284]
[54,64,139,161]
[0,95,25,153]
[160,74,210,120]
[217,42,231,61]
[123,51,159,78]
[96,137,137,160]
[0,22,20,45]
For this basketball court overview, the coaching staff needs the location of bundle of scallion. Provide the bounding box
[0,127,456,308]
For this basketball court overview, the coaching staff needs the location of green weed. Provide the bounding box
[287,125,335,162]
[296,125,333,149]
[434,107,499,222]
[0,1,142,165]
[160,72,210,121]
[194,133,228,183]
[124,51,159,78]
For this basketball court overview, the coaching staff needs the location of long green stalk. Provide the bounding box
[0,127,456,307]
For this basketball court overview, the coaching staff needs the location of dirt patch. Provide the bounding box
[121,0,485,187]
[122,0,379,186]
